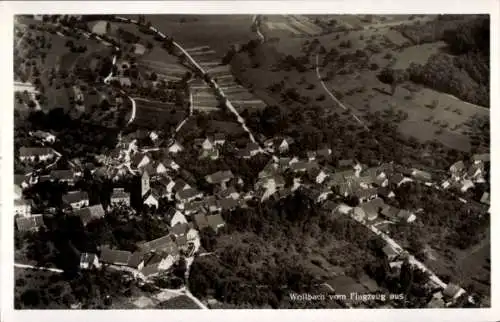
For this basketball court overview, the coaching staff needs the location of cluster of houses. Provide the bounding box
[443,153,490,205]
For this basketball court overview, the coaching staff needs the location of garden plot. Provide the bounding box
[133,98,187,129]
[139,59,188,80]
[190,82,220,113]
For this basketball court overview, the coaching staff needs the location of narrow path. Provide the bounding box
[315,54,369,131]
[15,262,64,274]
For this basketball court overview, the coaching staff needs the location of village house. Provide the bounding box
[338,159,354,169]
[397,209,417,223]
[63,191,89,209]
[127,251,146,271]
[354,187,378,203]
[276,137,294,154]
[377,187,396,199]
[352,206,366,222]
[168,140,184,154]
[138,235,180,257]
[143,190,161,208]
[360,198,385,221]
[16,214,44,232]
[289,160,318,173]
[14,199,32,217]
[171,222,189,237]
[175,188,203,204]
[213,133,226,146]
[74,204,106,226]
[50,169,75,185]
[218,186,240,200]
[238,142,261,159]
[170,210,188,226]
[412,169,432,182]
[173,179,191,193]
[30,130,56,143]
[207,214,226,233]
[199,146,220,160]
[472,153,490,164]
[205,170,234,187]
[388,173,405,186]
[80,253,100,270]
[110,188,131,207]
[443,283,465,302]
[381,205,400,221]
[183,200,206,216]
[132,153,152,170]
[19,147,56,163]
[15,174,30,190]
[141,170,151,197]
[194,213,210,230]
[218,198,239,212]
[480,192,490,205]
[100,247,132,266]
[450,160,465,177]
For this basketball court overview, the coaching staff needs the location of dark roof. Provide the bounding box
[397,209,414,221]
[16,215,44,231]
[50,169,74,181]
[171,222,189,236]
[389,173,404,185]
[472,153,490,162]
[205,170,234,184]
[141,263,160,277]
[63,191,89,204]
[480,192,490,205]
[354,188,378,199]
[128,251,146,268]
[139,235,178,255]
[19,147,54,157]
[111,188,130,200]
[194,213,209,229]
[74,204,105,226]
[177,188,201,200]
[443,283,462,298]
[360,198,384,219]
[338,159,354,168]
[218,198,238,211]
[100,247,131,265]
[377,187,393,198]
[175,235,188,246]
[450,161,465,172]
[381,205,399,220]
[207,214,225,230]
[173,179,189,191]
[219,186,238,199]
[214,133,226,141]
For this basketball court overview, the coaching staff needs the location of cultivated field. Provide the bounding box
[132,98,187,129]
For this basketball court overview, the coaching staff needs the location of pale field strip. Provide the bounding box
[266,21,302,35]
[140,59,187,72]
[289,16,319,35]
[188,50,218,56]
[184,45,211,52]
[292,15,323,33]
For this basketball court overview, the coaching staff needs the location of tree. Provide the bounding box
[173,257,187,280]
[399,258,414,295]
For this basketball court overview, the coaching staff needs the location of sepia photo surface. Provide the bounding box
[10,10,491,312]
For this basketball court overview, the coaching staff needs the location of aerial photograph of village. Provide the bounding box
[12,13,490,309]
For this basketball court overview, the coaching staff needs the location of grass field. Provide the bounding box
[157,295,201,309]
